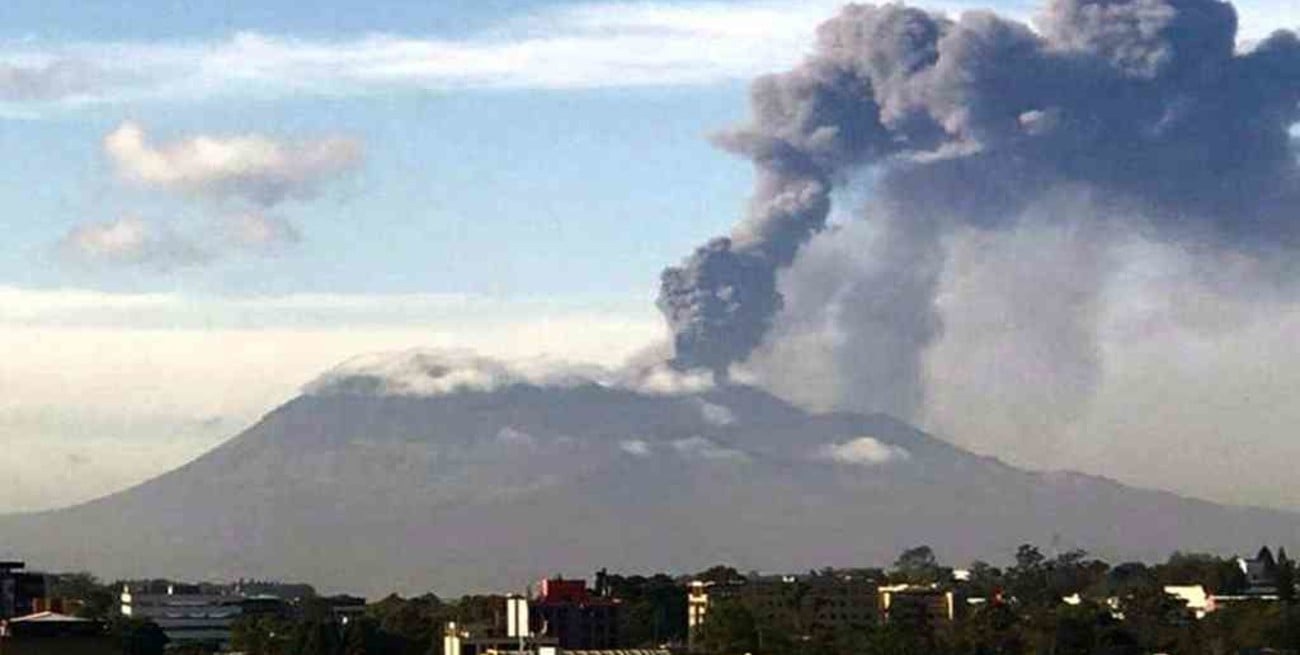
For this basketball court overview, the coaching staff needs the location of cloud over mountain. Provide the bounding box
[4,350,1300,595]
[817,436,911,465]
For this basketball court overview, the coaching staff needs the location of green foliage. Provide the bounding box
[1155,552,1248,594]
[605,573,688,647]
[230,613,296,655]
[892,545,944,585]
[695,565,747,585]
[45,572,117,619]
[697,599,760,654]
[107,616,169,655]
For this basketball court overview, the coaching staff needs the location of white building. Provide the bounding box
[120,583,242,647]
[1164,585,1213,619]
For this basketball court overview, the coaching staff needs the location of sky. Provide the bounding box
[1,0,1299,513]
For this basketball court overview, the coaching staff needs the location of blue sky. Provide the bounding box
[1,0,1298,513]
[0,0,856,511]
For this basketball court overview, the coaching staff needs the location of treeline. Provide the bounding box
[698,545,1300,655]
[36,543,1300,655]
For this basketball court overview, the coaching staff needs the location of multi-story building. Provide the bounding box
[0,563,45,621]
[532,577,620,650]
[120,582,242,649]
[686,570,881,650]
[878,584,959,628]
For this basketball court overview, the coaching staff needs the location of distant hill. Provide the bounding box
[2,352,1296,597]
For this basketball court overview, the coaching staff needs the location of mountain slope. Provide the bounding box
[2,357,1296,596]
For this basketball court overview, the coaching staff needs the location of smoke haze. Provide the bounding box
[659,0,1300,445]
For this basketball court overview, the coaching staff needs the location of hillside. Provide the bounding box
[2,353,1296,596]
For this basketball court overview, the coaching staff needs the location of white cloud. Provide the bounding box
[697,399,737,426]
[619,439,653,457]
[56,216,209,268]
[104,121,361,206]
[671,436,747,461]
[619,361,716,395]
[497,426,538,448]
[0,59,100,101]
[307,349,608,397]
[816,437,910,466]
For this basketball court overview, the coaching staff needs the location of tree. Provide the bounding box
[892,545,943,585]
[230,613,294,655]
[1006,544,1051,609]
[696,565,747,586]
[289,618,342,655]
[1118,583,1198,655]
[341,616,387,655]
[862,620,931,655]
[698,599,759,654]
[1051,601,1119,655]
[605,572,688,647]
[46,572,117,619]
[1155,552,1248,594]
[109,616,169,655]
[956,600,1024,655]
[966,561,1004,598]
[1277,548,1296,604]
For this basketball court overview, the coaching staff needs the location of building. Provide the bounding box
[1237,547,1282,595]
[317,594,367,624]
[686,581,709,644]
[1164,585,1214,619]
[0,563,45,621]
[532,577,620,650]
[445,617,560,655]
[120,582,243,650]
[878,584,959,628]
[686,570,881,650]
[804,572,879,637]
[0,611,113,655]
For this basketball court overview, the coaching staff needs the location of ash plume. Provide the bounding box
[658,0,1300,412]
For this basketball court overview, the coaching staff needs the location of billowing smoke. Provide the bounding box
[658,0,1300,412]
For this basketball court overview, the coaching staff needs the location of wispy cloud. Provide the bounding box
[671,435,747,461]
[1,0,1289,115]
[56,122,359,267]
[218,212,302,250]
[0,285,657,331]
[0,1,844,113]
[56,216,211,269]
[0,59,102,102]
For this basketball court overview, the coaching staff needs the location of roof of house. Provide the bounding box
[8,612,92,624]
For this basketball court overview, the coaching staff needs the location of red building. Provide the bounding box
[532,574,620,650]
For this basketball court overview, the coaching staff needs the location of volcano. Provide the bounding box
[2,351,1296,596]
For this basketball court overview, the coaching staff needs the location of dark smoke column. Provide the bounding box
[657,169,833,377]
[657,238,781,378]
[659,0,1300,389]
[657,41,911,376]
